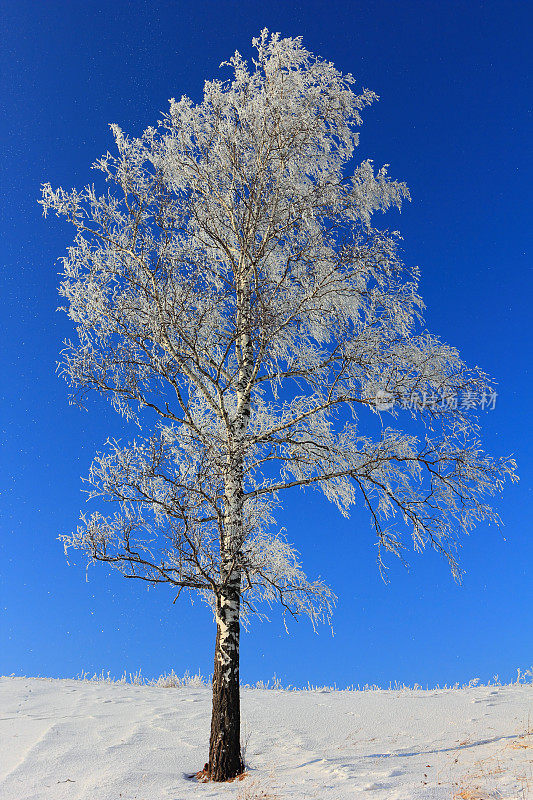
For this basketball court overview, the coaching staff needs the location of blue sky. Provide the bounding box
[1,0,531,688]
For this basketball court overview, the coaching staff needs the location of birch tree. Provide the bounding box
[40,30,517,781]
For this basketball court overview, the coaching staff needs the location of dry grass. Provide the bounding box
[453,790,495,800]
[507,730,533,751]
[237,777,279,800]
[452,721,533,800]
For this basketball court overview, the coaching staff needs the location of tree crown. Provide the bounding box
[41,30,517,624]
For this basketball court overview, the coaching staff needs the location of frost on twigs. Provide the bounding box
[44,29,516,628]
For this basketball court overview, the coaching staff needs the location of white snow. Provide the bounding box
[1,677,531,799]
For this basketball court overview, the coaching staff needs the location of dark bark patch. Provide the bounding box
[186,765,247,784]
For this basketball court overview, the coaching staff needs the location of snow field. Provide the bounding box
[0,677,531,799]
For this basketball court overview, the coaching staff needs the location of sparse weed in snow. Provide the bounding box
[452,719,533,800]
[237,776,279,800]
[4,666,532,692]
[73,668,208,688]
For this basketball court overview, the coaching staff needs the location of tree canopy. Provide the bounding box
[41,28,517,629]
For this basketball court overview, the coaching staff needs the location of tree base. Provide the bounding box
[193,763,247,783]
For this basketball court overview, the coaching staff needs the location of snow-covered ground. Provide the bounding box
[1,677,531,800]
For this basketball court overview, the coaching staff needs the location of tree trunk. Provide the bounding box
[208,577,244,781]
[207,265,250,781]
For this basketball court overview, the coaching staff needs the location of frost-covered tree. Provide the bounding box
[41,30,517,781]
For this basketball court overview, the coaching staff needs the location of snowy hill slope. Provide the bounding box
[0,677,531,799]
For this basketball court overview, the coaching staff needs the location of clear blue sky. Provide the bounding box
[1,0,531,688]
